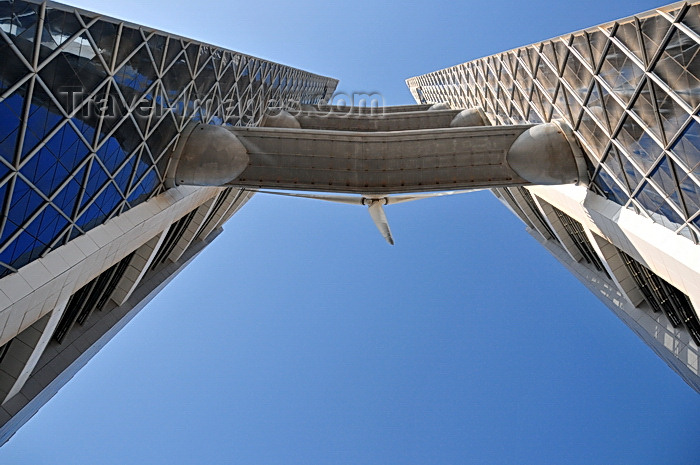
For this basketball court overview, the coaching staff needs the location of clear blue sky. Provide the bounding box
[2,0,700,464]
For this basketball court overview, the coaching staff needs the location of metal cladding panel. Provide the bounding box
[0,0,338,277]
[407,1,700,243]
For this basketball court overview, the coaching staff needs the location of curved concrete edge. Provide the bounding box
[261,109,301,129]
[505,122,582,185]
[167,124,250,187]
[164,123,198,189]
[450,108,487,128]
[551,119,589,187]
[428,102,451,111]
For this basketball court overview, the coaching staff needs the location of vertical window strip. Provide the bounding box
[52,252,135,344]
[619,249,700,345]
[94,254,133,311]
[516,187,559,242]
[76,252,135,325]
[0,339,12,365]
[553,207,610,277]
[52,283,96,344]
[148,210,197,272]
[193,188,232,242]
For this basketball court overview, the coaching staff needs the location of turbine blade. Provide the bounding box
[385,189,481,205]
[248,189,363,205]
[367,202,394,245]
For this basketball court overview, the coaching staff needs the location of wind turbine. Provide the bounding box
[248,189,479,245]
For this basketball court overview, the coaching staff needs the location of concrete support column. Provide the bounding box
[166,111,587,194]
[167,198,217,263]
[0,185,222,349]
[533,196,586,263]
[0,292,70,403]
[194,189,244,242]
[111,229,170,306]
[506,188,555,242]
[586,232,646,307]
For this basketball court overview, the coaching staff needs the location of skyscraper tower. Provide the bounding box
[0,0,337,443]
[0,0,698,447]
[407,0,700,391]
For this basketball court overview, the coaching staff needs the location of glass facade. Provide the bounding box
[407,1,700,242]
[0,0,337,277]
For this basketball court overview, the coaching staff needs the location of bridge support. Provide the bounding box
[166,106,588,193]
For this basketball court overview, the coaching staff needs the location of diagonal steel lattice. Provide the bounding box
[407,1,700,243]
[0,0,338,277]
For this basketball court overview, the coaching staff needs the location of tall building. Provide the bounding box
[0,0,337,443]
[0,0,698,446]
[407,1,700,391]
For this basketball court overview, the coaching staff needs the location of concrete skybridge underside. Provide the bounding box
[167,104,589,194]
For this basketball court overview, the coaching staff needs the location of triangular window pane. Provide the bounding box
[22,84,64,158]
[8,176,44,230]
[52,165,83,218]
[599,84,624,132]
[562,85,583,126]
[0,92,24,164]
[600,145,630,192]
[114,155,135,192]
[87,19,118,70]
[678,173,700,215]
[671,119,700,172]
[651,80,691,144]
[629,78,663,142]
[534,50,557,100]
[96,84,129,139]
[23,204,66,248]
[2,2,40,62]
[161,54,190,104]
[599,42,644,105]
[640,14,671,65]
[681,4,700,37]
[635,180,683,226]
[21,147,70,196]
[649,155,684,214]
[146,112,177,163]
[541,41,559,75]
[0,39,30,94]
[184,43,198,77]
[163,37,183,71]
[615,114,663,172]
[652,28,700,109]
[571,32,594,68]
[115,26,143,69]
[147,33,167,73]
[614,20,644,62]
[50,122,90,174]
[588,30,609,69]
[38,42,107,114]
[113,45,157,109]
[562,47,592,103]
[593,167,629,205]
[39,8,84,62]
[79,157,109,209]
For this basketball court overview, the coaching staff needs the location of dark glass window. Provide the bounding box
[619,248,700,345]
[553,207,610,277]
[516,187,559,241]
[148,209,197,272]
[52,252,134,344]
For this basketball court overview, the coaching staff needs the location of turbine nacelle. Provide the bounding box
[249,189,480,245]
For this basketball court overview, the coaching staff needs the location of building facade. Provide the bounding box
[0,0,337,443]
[407,1,700,391]
[0,0,698,447]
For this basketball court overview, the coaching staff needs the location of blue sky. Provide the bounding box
[1,0,700,463]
